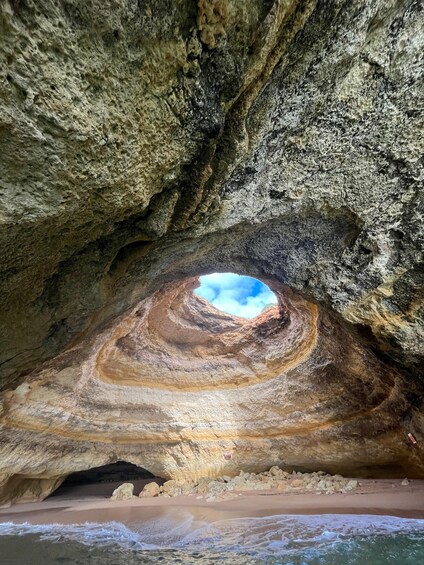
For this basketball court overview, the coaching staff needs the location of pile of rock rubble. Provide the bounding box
[111,467,360,501]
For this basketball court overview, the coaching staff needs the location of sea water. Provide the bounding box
[1,514,424,564]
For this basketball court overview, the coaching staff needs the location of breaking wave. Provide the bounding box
[1,514,424,564]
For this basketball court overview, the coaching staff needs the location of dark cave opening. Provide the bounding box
[49,461,162,498]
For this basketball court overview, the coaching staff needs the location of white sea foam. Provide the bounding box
[1,514,424,557]
[0,520,157,551]
[173,514,424,556]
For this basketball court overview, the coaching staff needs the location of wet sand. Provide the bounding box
[1,478,424,525]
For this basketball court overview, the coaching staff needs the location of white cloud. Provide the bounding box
[194,273,277,318]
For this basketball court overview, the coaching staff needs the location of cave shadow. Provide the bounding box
[49,461,164,499]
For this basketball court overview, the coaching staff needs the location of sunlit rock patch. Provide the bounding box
[0,277,422,506]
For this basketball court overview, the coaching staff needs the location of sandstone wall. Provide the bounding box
[1,280,422,505]
[0,0,423,503]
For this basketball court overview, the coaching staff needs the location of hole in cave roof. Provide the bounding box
[194,272,278,319]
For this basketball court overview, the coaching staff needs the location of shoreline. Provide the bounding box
[1,478,424,525]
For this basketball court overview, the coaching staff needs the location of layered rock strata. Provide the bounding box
[0,0,423,504]
[0,279,422,505]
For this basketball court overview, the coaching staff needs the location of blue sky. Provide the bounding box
[194,273,277,318]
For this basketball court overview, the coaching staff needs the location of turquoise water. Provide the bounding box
[1,514,424,564]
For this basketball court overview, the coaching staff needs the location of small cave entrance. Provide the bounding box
[50,461,162,499]
[194,272,278,319]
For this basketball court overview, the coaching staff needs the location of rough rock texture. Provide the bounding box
[0,0,310,384]
[110,482,134,501]
[139,482,161,498]
[0,279,422,505]
[158,468,361,498]
[0,0,423,504]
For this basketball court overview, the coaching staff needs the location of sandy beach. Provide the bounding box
[1,478,423,527]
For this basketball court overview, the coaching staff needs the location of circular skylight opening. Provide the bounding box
[194,273,278,319]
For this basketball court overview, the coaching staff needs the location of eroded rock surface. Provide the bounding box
[0,280,422,505]
[110,482,134,501]
[139,482,161,498]
[0,0,423,504]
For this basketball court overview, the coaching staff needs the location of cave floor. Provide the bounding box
[1,478,424,524]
